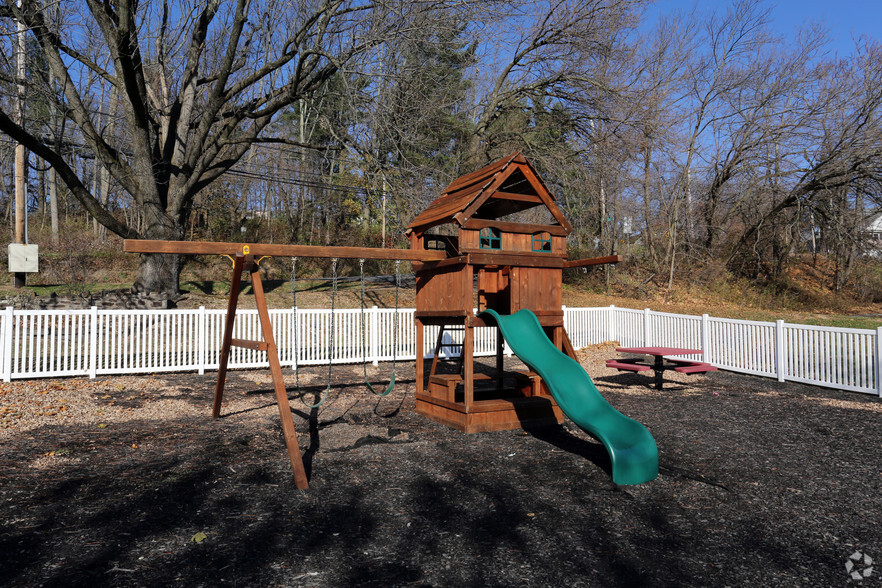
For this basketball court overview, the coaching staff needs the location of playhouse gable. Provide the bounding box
[406,152,572,236]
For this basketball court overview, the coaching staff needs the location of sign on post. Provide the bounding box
[8,243,38,273]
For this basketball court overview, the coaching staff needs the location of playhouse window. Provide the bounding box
[532,232,552,252]
[425,237,446,250]
[479,227,501,250]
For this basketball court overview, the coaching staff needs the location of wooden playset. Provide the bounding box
[123,152,622,488]
[406,152,618,432]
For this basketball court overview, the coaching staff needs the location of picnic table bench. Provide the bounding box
[606,346,717,390]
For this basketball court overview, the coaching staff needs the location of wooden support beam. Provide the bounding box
[489,191,543,204]
[210,254,308,489]
[249,261,309,489]
[563,255,622,269]
[465,251,565,268]
[416,309,471,318]
[412,255,469,272]
[415,318,425,396]
[231,338,269,351]
[213,255,245,419]
[463,324,474,413]
[463,218,568,236]
[124,239,446,261]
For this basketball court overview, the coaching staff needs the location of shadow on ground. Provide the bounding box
[1,366,879,586]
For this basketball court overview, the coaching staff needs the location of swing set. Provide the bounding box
[123,239,444,489]
[122,152,649,489]
[289,256,402,409]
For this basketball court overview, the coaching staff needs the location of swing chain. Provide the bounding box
[392,260,400,367]
[326,258,338,393]
[359,258,367,367]
[291,257,302,391]
[360,258,400,396]
[291,256,338,409]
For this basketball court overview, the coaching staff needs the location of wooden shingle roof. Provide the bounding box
[406,152,572,235]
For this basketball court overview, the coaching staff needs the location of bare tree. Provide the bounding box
[728,39,882,276]
[0,0,428,296]
[466,0,645,166]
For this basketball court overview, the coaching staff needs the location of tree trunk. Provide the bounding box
[132,203,183,297]
[641,142,659,270]
[49,167,59,244]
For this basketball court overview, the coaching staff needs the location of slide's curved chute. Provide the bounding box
[480,309,658,485]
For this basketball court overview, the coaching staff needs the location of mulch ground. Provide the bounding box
[1,343,881,587]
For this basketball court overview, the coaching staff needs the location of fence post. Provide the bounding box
[198,306,206,375]
[371,306,379,366]
[2,306,13,382]
[876,326,882,397]
[608,305,616,343]
[561,304,567,338]
[776,320,786,383]
[643,308,651,346]
[89,306,98,379]
[701,314,711,364]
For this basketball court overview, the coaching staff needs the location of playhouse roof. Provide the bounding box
[406,152,572,235]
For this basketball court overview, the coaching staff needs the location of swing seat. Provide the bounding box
[364,372,396,397]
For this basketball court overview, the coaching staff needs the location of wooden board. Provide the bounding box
[463,218,568,237]
[124,239,446,261]
[510,267,562,315]
[415,394,563,433]
[465,251,565,268]
[415,263,472,315]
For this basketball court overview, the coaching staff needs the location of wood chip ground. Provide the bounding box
[1,343,880,586]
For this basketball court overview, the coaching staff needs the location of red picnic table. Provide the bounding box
[606,346,717,390]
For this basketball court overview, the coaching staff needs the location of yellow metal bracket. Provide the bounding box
[222,246,268,267]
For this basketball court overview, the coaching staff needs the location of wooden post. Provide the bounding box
[496,326,504,394]
[249,260,308,489]
[213,254,245,417]
[463,324,474,412]
[415,318,424,395]
[464,263,474,410]
[561,327,578,361]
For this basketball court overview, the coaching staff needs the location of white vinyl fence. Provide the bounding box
[0,306,501,381]
[563,306,882,396]
[1,305,879,396]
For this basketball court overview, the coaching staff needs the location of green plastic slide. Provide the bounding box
[480,309,658,485]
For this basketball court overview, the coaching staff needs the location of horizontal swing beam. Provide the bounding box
[123,239,448,261]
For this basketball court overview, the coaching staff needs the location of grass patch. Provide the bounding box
[0,283,133,298]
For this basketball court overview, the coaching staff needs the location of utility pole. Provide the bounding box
[13,1,27,288]
[381,173,387,248]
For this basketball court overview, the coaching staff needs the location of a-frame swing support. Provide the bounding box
[213,253,310,488]
[124,239,446,490]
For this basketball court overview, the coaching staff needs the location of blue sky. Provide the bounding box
[647,0,880,57]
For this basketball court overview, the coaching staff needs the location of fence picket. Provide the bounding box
[0,305,876,395]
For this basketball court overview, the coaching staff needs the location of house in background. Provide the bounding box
[867,212,882,257]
